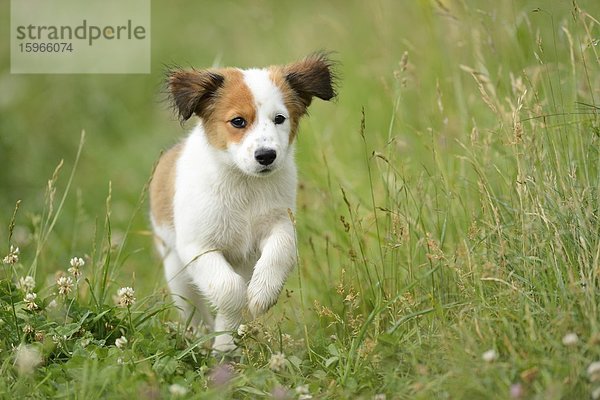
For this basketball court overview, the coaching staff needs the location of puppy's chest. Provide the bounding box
[181,175,291,254]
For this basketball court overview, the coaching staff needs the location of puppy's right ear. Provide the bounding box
[167,69,224,122]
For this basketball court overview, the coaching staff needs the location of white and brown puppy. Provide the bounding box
[150,54,336,351]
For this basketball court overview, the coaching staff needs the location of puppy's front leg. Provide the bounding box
[247,220,296,318]
[180,247,247,351]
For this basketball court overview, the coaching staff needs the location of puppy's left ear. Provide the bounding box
[284,53,337,109]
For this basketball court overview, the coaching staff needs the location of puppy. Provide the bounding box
[150,54,336,351]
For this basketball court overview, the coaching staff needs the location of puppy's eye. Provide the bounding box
[230,117,247,129]
[273,114,286,125]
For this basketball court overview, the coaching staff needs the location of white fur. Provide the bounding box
[228,69,292,177]
[153,69,297,352]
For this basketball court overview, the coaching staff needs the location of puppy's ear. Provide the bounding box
[284,53,337,109]
[167,69,224,122]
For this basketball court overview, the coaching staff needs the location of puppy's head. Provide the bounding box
[167,53,337,177]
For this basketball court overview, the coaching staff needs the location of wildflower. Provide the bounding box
[56,276,73,296]
[115,336,128,349]
[209,363,234,387]
[68,257,85,278]
[22,324,34,335]
[34,331,44,342]
[269,352,286,372]
[281,333,294,348]
[23,292,38,311]
[116,287,136,307]
[14,344,42,375]
[562,332,579,346]
[237,324,249,338]
[510,383,524,399]
[296,385,312,399]
[588,361,600,382]
[3,245,20,265]
[168,384,188,397]
[271,386,290,400]
[295,385,310,395]
[17,276,35,293]
[482,349,498,363]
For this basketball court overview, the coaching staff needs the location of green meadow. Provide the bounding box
[1,0,600,398]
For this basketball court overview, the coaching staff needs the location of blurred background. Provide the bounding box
[0,0,598,294]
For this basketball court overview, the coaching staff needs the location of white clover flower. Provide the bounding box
[588,361,600,382]
[482,349,498,363]
[68,257,85,278]
[115,336,128,349]
[269,352,286,372]
[169,384,188,397]
[3,245,20,265]
[117,287,136,307]
[22,324,34,335]
[296,385,312,399]
[56,276,73,296]
[237,324,249,338]
[17,276,35,293]
[23,292,38,311]
[70,257,85,268]
[34,331,44,342]
[14,344,42,375]
[295,385,310,395]
[562,332,579,346]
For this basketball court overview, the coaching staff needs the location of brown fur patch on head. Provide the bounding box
[168,68,257,150]
[202,68,257,150]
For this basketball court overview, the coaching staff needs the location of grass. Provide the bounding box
[1,0,600,398]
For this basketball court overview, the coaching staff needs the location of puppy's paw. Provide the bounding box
[246,282,279,318]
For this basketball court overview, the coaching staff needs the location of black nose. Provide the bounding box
[254,148,277,166]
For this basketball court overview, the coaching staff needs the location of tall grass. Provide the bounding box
[1,1,599,398]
